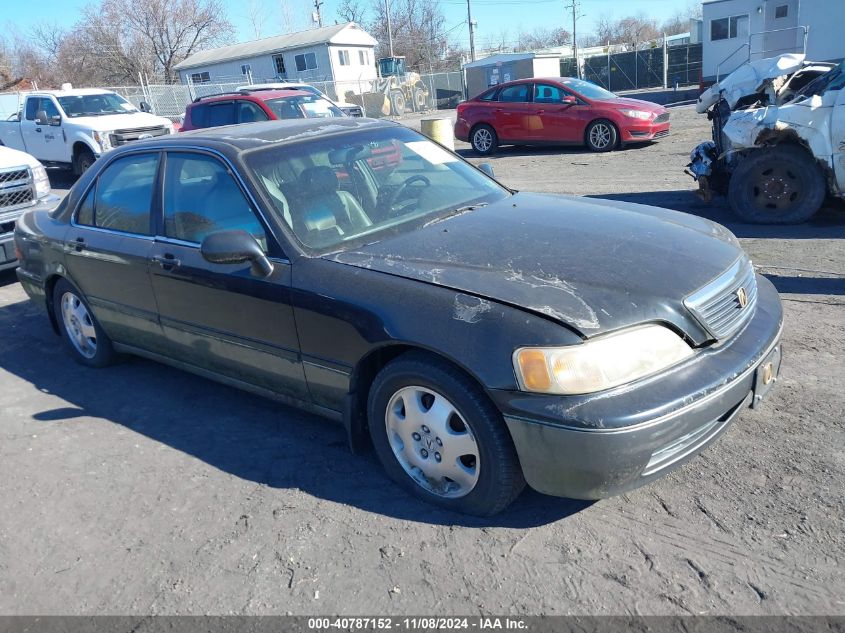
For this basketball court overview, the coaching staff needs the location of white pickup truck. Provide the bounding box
[0,145,58,272]
[0,87,174,176]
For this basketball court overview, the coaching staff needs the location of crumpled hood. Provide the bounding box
[697,53,806,112]
[329,193,743,341]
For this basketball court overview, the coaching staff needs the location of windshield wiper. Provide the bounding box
[424,203,488,227]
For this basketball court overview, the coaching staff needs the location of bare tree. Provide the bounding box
[336,0,367,24]
[590,13,660,49]
[515,26,570,52]
[246,0,270,38]
[368,0,451,71]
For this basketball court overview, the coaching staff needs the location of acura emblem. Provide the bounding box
[737,287,748,308]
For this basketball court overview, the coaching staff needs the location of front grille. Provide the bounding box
[1,221,15,235]
[653,129,670,138]
[685,257,758,340]
[0,169,28,184]
[0,166,34,213]
[654,112,670,124]
[109,126,170,146]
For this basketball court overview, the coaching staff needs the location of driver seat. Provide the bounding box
[297,167,372,235]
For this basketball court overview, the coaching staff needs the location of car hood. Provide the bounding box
[696,53,806,112]
[0,145,41,169]
[596,97,666,113]
[329,193,743,341]
[67,111,172,131]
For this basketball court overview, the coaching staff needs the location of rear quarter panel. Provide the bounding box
[0,122,27,152]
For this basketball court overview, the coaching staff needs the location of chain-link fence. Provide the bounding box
[104,71,465,120]
[576,43,702,92]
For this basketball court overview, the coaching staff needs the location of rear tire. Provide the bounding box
[53,279,116,367]
[470,124,498,156]
[585,119,618,152]
[367,352,525,516]
[727,146,826,224]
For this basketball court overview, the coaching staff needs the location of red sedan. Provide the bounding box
[455,77,670,155]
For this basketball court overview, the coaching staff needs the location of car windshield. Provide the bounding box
[562,79,617,100]
[794,61,845,99]
[57,93,138,117]
[265,95,344,119]
[246,126,510,253]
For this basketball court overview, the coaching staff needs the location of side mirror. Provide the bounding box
[49,115,62,126]
[562,95,578,105]
[35,110,48,125]
[139,101,152,113]
[478,162,494,178]
[200,229,273,277]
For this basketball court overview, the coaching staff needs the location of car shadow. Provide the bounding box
[0,295,591,528]
[589,190,845,239]
[455,143,652,160]
[46,167,78,190]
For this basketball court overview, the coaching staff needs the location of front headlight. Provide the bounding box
[513,324,693,395]
[92,131,113,151]
[32,164,51,198]
[619,109,653,120]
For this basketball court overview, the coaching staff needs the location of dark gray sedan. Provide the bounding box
[14,118,783,515]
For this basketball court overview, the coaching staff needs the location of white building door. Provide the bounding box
[762,0,801,57]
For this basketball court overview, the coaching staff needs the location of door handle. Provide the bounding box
[151,253,181,269]
[35,128,42,133]
[73,236,85,252]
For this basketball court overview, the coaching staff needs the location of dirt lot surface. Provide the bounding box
[1,107,843,616]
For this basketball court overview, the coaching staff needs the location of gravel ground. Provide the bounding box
[1,107,843,616]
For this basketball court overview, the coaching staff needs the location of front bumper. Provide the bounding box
[622,121,670,143]
[492,274,783,499]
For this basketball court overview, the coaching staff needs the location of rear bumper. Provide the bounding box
[2,194,61,272]
[454,117,470,142]
[493,275,783,499]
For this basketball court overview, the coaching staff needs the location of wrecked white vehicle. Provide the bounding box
[688,54,844,223]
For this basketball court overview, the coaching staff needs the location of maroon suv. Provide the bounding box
[181,89,345,132]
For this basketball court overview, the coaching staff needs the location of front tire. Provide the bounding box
[389,90,406,116]
[74,149,96,176]
[53,279,116,367]
[470,124,498,156]
[727,146,826,224]
[585,119,618,152]
[367,352,525,516]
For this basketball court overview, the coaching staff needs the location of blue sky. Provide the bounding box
[7,0,685,50]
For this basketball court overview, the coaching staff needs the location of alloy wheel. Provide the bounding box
[473,128,493,152]
[385,386,480,498]
[589,123,613,149]
[60,292,97,359]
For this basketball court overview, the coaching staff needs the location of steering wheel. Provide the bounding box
[386,175,431,216]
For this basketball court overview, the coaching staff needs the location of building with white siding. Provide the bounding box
[174,23,378,88]
[702,0,845,81]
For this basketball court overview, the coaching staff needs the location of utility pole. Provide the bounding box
[565,0,581,78]
[386,0,394,57]
[313,0,323,27]
[467,0,476,62]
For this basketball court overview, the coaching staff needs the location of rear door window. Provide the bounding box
[497,84,531,103]
[207,102,235,127]
[237,101,269,123]
[76,153,160,234]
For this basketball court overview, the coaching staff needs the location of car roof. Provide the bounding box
[142,117,399,152]
[190,89,313,105]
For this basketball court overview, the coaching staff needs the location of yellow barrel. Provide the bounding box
[420,118,455,152]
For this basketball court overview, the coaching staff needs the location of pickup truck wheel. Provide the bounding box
[368,352,525,516]
[53,279,116,367]
[728,146,826,224]
[74,149,96,176]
